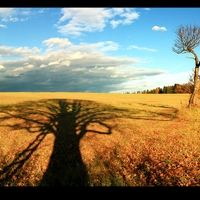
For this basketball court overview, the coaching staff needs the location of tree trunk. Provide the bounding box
[189,67,199,106]
[188,49,200,107]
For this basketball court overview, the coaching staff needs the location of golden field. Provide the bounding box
[0,92,199,186]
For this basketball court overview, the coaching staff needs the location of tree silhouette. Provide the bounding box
[172,24,200,106]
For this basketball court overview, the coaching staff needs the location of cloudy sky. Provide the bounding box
[0,7,199,93]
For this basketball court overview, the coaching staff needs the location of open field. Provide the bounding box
[0,92,200,186]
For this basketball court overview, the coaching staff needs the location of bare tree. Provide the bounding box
[172,24,200,107]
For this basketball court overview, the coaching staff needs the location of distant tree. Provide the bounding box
[143,83,192,94]
[172,24,200,107]
[142,90,147,94]
[174,84,184,93]
[163,85,173,94]
[183,82,193,94]
[163,86,167,94]
[155,87,159,94]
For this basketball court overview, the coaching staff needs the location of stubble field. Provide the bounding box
[0,92,200,186]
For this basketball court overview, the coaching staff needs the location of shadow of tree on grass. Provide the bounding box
[0,99,115,186]
[0,99,180,186]
[133,103,179,121]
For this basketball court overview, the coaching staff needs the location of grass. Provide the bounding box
[0,92,200,186]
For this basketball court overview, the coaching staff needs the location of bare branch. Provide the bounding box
[172,24,200,54]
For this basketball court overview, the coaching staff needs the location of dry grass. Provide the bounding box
[0,92,199,186]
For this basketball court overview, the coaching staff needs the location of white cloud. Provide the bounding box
[0,24,6,28]
[40,64,47,68]
[38,9,45,13]
[110,8,139,28]
[13,67,24,71]
[57,8,113,36]
[0,38,167,92]
[0,64,5,69]
[120,11,139,25]
[48,61,59,66]
[107,66,115,70]
[14,47,40,55]
[137,71,190,91]
[0,8,45,23]
[128,45,157,52]
[67,51,85,60]
[0,45,40,58]
[0,8,16,18]
[60,60,70,66]
[0,8,19,22]
[9,17,19,22]
[152,25,167,31]
[21,10,31,15]
[56,8,140,36]
[109,71,190,93]
[110,20,123,29]
[43,38,72,49]
[67,41,119,53]
[26,64,34,68]
[20,17,28,22]
[112,8,124,15]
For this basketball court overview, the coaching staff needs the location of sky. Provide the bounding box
[0,7,200,93]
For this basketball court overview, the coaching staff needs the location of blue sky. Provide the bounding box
[0,7,200,93]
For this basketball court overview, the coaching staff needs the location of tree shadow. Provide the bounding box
[132,103,179,121]
[0,99,116,186]
[0,99,180,186]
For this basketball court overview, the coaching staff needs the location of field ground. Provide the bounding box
[0,92,199,186]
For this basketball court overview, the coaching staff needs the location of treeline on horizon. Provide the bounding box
[125,82,194,94]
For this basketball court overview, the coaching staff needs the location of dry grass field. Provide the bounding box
[0,92,200,186]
